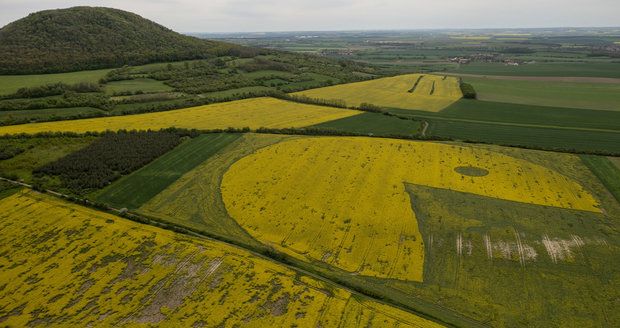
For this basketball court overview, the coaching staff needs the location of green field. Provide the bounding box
[104,78,173,94]
[385,99,620,153]
[430,99,620,131]
[92,133,241,209]
[463,77,620,111]
[447,62,620,78]
[389,99,620,154]
[581,155,620,203]
[402,180,619,327]
[426,118,620,154]
[0,69,111,95]
[311,112,421,136]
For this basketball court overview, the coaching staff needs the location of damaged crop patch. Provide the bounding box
[0,190,441,327]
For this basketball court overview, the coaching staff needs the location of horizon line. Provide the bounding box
[184,26,620,35]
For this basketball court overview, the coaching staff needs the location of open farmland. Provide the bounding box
[293,74,462,112]
[446,62,620,79]
[2,7,620,327]
[0,190,443,327]
[126,134,620,326]
[424,118,620,154]
[220,137,599,281]
[461,76,620,111]
[0,97,361,134]
[428,99,620,131]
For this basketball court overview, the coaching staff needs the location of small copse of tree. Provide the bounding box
[459,82,477,99]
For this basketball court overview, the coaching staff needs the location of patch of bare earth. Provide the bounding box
[130,254,221,324]
[542,234,591,263]
[263,293,291,316]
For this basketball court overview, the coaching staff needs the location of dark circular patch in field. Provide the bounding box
[454,166,489,177]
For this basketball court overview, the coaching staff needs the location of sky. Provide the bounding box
[0,0,619,33]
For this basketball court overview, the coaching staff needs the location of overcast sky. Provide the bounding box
[1,0,619,33]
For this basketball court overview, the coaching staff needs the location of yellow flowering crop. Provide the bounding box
[293,74,462,112]
[0,97,360,135]
[221,137,600,281]
[0,190,441,327]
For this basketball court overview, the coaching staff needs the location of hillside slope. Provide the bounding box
[0,6,262,74]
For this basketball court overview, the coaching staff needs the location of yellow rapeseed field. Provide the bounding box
[0,97,360,135]
[293,74,462,112]
[221,137,600,281]
[0,190,442,327]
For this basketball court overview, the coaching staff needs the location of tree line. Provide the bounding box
[0,92,112,111]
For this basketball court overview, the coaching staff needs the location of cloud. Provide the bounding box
[0,0,618,32]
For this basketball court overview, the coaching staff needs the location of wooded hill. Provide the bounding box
[0,7,267,74]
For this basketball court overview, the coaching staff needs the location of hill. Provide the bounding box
[0,6,263,74]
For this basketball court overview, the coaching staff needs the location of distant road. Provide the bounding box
[441,73,620,84]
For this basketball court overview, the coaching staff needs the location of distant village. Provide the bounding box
[448,54,523,66]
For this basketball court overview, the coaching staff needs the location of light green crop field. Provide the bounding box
[0,69,111,95]
[464,77,620,111]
